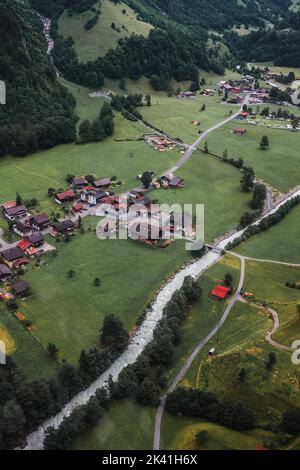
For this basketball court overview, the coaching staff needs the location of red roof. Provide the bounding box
[56,190,76,201]
[2,201,17,210]
[211,285,231,299]
[73,203,83,211]
[18,239,32,252]
[234,128,247,134]
[240,111,249,117]
[27,247,37,257]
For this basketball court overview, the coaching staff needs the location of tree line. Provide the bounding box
[0,313,128,449]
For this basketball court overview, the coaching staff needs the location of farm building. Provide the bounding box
[233,128,247,136]
[211,285,231,300]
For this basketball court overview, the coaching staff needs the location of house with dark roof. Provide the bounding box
[93,178,111,189]
[72,177,87,188]
[26,232,45,247]
[4,205,27,221]
[30,214,50,231]
[51,219,75,237]
[169,176,184,189]
[0,264,12,281]
[1,246,25,268]
[12,280,30,296]
[13,221,32,237]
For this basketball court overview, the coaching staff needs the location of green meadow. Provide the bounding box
[58,0,153,62]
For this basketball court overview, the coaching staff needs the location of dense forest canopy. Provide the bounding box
[227,11,300,67]
[0,0,77,157]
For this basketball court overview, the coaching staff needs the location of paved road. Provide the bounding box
[166,95,250,174]
[153,254,245,450]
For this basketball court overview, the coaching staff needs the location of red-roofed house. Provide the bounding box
[211,285,231,300]
[72,203,83,213]
[18,239,32,253]
[233,128,247,136]
[55,190,76,205]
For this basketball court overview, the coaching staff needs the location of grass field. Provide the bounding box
[72,400,155,450]
[249,62,300,77]
[161,414,276,450]
[72,257,237,450]
[152,153,252,243]
[207,118,300,192]
[140,95,237,144]
[0,140,179,213]
[243,260,300,347]
[18,218,190,364]
[58,0,153,62]
[235,204,300,264]
[0,304,57,378]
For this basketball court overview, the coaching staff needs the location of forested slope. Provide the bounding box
[0,0,77,157]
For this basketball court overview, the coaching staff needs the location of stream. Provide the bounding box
[21,21,300,450]
[24,186,300,449]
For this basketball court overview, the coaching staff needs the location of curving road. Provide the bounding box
[153,254,245,450]
[166,95,250,174]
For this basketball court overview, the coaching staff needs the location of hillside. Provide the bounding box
[58,0,153,62]
[0,0,77,157]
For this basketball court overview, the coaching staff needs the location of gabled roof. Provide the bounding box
[56,190,76,201]
[27,232,44,244]
[211,285,231,299]
[72,177,87,186]
[12,280,30,294]
[32,213,49,225]
[18,239,32,252]
[0,264,12,276]
[52,219,75,232]
[5,205,27,217]
[1,246,24,261]
[93,178,111,188]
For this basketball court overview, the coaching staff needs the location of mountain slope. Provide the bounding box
[0,0,77,157]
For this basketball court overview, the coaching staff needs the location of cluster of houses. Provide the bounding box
[55,176,114,207]
[143,134,177,152]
